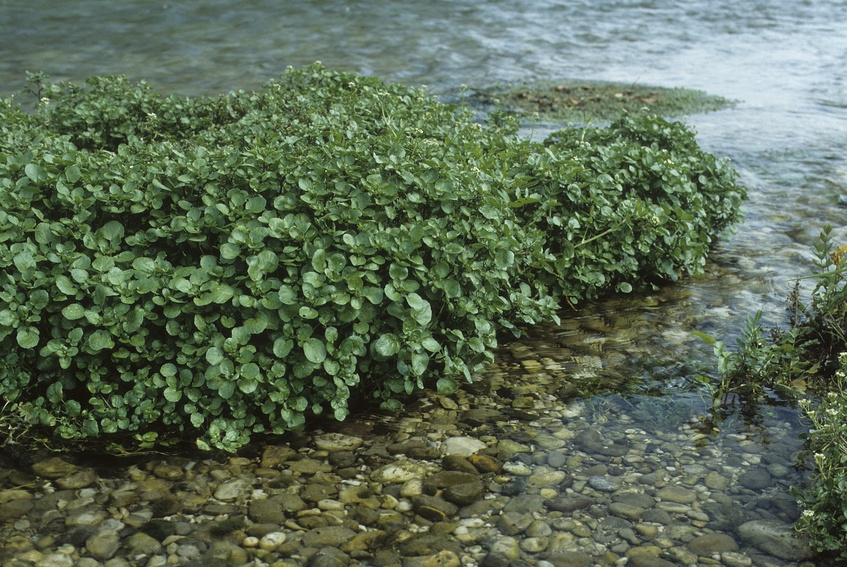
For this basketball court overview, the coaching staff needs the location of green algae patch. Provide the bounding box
[470,81,737,122]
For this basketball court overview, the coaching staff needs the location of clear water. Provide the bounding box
[3,0,847,562]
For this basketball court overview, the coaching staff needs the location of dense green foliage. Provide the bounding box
[0,64,745,451]
[709,226,847,558]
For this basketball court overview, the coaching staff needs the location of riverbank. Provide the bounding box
[0,306,817,567]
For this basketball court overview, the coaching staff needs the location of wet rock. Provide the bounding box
[489,537,520,559]
[594,516,632,544]
[0,498,34,520]
[704,471,730,490]
[413,494,458,521]
[588,475,621,492]
[302,526,357,548]
[403,549,461,567]
[151,461,185,480]
[628,556,677,567]
[372,460,432,484]
[468,454,501,473]
[289,458,333,475]
[301,483,338,502]
[544,495,594,513]
[738,469,771,491]
[261,445,297,468]
[481,552,512,567]
[124,532,163,555]
[443,480,485,506]
[213,478,250,501]
[656,485,696,504]
[441,436,487,456]
[497,439,532,460]
[85,529,121,560]
[32,457,77,479]
[313,433,363,452]
[736,520,812,560]
[609,502,645,521]
[546,552,593,567]
[503,494,545,514]
[497,511,533,535]
[721,551,753,567]
[55,468,97,489]
[248,499,287,525]
[519,536,549,553]
[527,470,568,489]
[687,532,739,554]
[441,454,479,474]
[307,545,351,567]
[546,451,568,469]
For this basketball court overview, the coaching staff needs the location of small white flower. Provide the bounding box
[802,509,815,518]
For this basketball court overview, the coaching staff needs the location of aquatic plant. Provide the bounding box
[470,80,736,123]
[708,225,847,558]
[0,64,746,451]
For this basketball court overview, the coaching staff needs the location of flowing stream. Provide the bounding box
[2,1,847,565]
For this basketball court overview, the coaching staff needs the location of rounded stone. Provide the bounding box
[656,485,696,504]
[588,475,622,492]
[737,520,812,561]
[687,533,739,555]
[704,471,729,491]
[371,461,432,484]
[85,529,121,560]
[527,470,568,489]
[489,536,521,560]
[32,458,77,479]
[248,499,286,524]
[258,531,287,551]
[214,478,251,501]
[520,536,550,553]
[737,469,771,491]
[55,469,97,490]
[609,502,645,521]
[313,433,363,452]
[441,436,487,456]
[302,526,357,548]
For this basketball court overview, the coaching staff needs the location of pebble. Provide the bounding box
[0,320,819,567]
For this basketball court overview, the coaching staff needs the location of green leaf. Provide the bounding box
[407,292,432,326]
[273,338,293,358]
[30,289,49,310]
[220,242,241,260]
[87,330,115,351]
[372,333,401,358]
[206,347,225,365]
[303,338,327,363]
[218,380,236,400]
[164,387,183,403]
[25,163,47,183]
[16,327,39,349]
[411,352,429,376]
[421,337,441,352]
[65,165,82,183]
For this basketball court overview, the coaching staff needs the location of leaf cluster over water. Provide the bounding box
[0,64,746,451]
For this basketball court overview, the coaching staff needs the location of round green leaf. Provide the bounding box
[303,338,327,364]
[87,330,115,352]
[16,327,40,349]
[206,347,225,365]
[372,333,401,358]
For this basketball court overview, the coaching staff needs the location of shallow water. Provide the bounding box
[3,1,847,564]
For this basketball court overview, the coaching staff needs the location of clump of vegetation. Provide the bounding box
[0,64,745,452]
[470,80,736,123]
[705,226,847,558]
